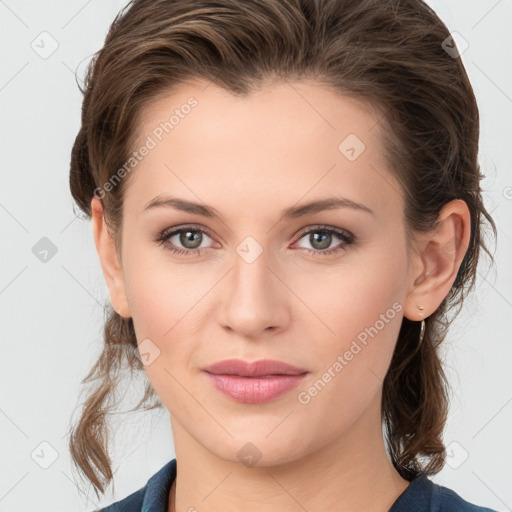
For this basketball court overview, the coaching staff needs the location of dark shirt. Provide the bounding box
[95,459,499,512]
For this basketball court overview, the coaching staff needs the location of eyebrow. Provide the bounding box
[142,195,374,218]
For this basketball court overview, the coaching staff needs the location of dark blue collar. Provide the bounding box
[389,475,433,511]
[140,459,176,511]
[133,459,496,512]
[139,462,433,512]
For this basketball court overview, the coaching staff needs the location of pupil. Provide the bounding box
[180,230,202,249]
[311,232,331,250]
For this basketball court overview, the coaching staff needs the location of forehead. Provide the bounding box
[124,78,403,221]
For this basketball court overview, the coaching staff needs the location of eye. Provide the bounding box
[155,224,355,257]
[155,225,217,256]
[293,226,355,256]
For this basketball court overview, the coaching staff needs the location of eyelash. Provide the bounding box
[155,224,355,257]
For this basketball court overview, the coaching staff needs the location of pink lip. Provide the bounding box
[202,358,309,404]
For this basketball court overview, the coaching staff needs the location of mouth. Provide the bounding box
[202,358,309,403]
[202,358,309,377]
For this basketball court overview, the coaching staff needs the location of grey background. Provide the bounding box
[1,0,511,510]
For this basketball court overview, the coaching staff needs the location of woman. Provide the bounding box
[67,0,499,510]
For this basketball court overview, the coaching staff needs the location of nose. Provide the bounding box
[217,248,291,339]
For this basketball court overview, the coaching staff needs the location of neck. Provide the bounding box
[168,393,409,512]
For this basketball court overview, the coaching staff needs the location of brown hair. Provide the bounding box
[67,0,497,499]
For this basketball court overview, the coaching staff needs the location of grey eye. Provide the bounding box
[176,229,206,249]
[307,231,333,250]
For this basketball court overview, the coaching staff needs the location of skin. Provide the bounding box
[91,78,471,512]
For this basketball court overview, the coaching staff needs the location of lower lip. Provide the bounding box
[203,372,309,404]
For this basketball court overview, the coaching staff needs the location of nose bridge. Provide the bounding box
[219,241,288,337]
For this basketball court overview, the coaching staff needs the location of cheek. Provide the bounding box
[290,273,403,449]
[291,245,406,397]
[123,242,197,334]
[291,244,405,345]
[121,245,210,400]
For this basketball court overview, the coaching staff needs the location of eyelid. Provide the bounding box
[293,224,354,243]
[159,223,215,240]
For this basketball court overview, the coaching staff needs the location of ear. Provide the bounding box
[91,197,131,318]
[403,199,471,322]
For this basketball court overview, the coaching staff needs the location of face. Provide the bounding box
[101,78,415,466]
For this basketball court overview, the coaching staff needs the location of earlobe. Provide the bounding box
[90,197,131,318]
[403,199,471,321]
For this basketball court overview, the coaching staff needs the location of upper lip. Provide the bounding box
[202,358,309,377]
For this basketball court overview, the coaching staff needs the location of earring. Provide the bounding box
[417,305,425,347]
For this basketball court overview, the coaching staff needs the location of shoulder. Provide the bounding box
[92,459,177,512]
[95,486,145,512]
[391,475,499,512]
[434,480,499,512]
